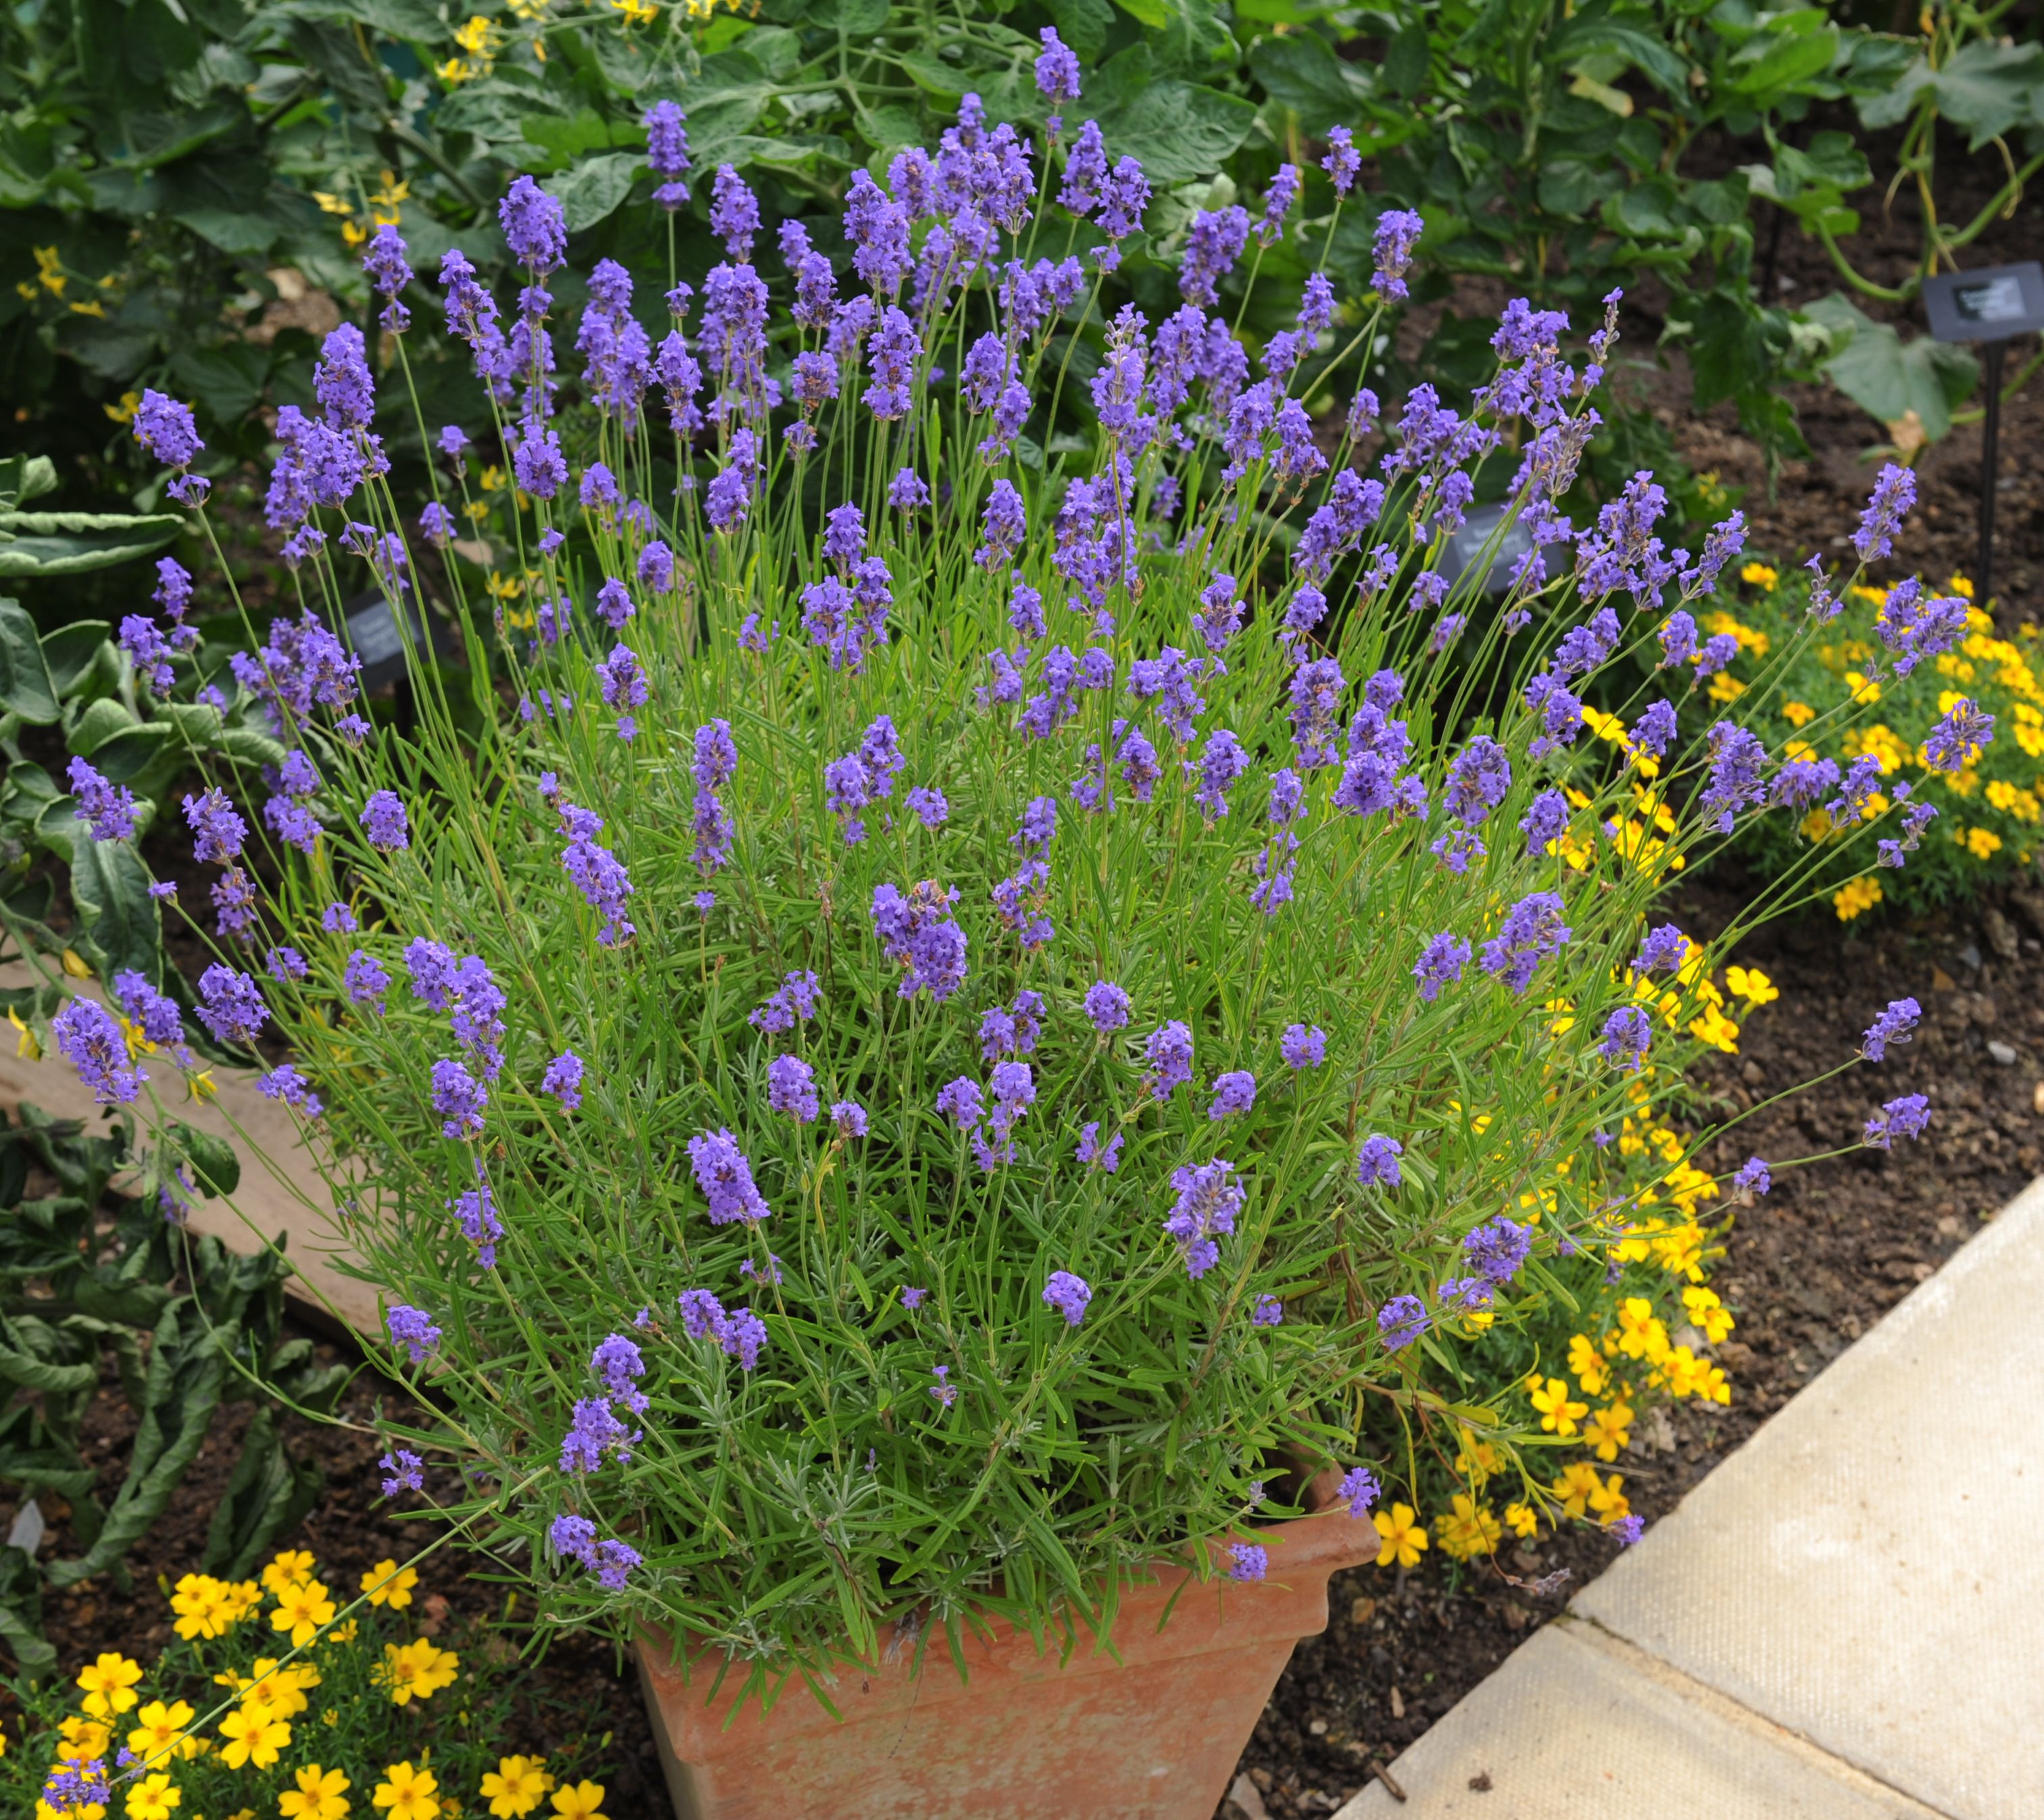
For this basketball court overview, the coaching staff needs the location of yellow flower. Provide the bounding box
[1947,572,1974,600]
[1567,1332,1609,1396]
[1780,699,1815,728]
[373,1763,441,1820]
[279,1763,352,1820]
[235,1657,320,1721]
[262,1550,318,1594]
[1371,1502,1429,1569]
[1588,1471,1630,1521]
[550,1781,610,1820]
[481,1756,554,1819]
[1706,671,1747,704]
[1833,877,1882,921]
[105,389,142,425]
[380,1638,460,1706]
[1966,826,2003,860]
[1504,1501,1539,1540]
[1616,1297,1668,1362]
[1435,1493,1501,1561]
[10,1007,41,1059]
[1687,1005,1741,1054]
[59,1715,111,1757]
[1582,1401,1634,1462]
[122,1774,180,1820]
[362,1560,418,1609]
[1452,1430,1503,1484]
[126,1700,199,1767]
[217,1706,291,1769]
[78,1653,143,1717]
[272,1578,337,1646]
[1724,964,1777,1006]
[1739,561,1778,590]
[1530,1377,1587,1436]
[1551,1460,1603,1517]
[1683,1285,1736,1344]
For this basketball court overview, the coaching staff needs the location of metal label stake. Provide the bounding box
[1922,262,2044,609]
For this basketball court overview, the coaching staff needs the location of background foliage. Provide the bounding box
[5,0,2042,524]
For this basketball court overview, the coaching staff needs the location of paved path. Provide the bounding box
[1,965,374,1335]
[1332,1173,2044,1820]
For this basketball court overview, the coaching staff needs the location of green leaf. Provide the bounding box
[900,52,969,99]
[809,0,887,30]
[1114,0,1169,26]
[1729,19,1839,101]
[172,1123,241,1199]
[1092,80,1255,185]
[41,624,114,697]
[274,0,444,39]
[1925,39,2044,150]
[0,511,182,578]
[521,109,643,168]
[1804,291,1979,441]
[1247,32,1371,133]
[1549,18,1688,100]
[0,456,58,510]
[1384,18,1428,97]
[542,154,641,232]
[170,342,272,422]
[0,598,59,724]
[35,812,162,983]
[69,696,140,758]
[1048,0,1115,64]
[201,1406,322,1579]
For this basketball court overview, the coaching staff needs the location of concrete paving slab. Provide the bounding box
[1330,1619,1941,1820]
[1573,1177,2044,1820]
[1,971,376,1334]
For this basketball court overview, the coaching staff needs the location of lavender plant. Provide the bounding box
[23,70,1967,1705]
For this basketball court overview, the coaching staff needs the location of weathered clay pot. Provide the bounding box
[636,1497,1371,1820]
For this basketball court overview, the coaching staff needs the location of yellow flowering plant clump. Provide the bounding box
[1701,559,2039,916]
[1,1554,616,1820]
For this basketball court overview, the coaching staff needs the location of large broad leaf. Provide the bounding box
[170,1123,241,1199]
[169,343,272,424]
[1728,16,1839,103]
[0,598,59,724]
[0,511,182,578]
[1925,39,2044,149]
[42,624,113,698]
[272,0,443,37]
[1549,17,1688,100]
[1092,80,1256,185]
[34,811,162,985]
[1805,292,1979,442]
[0,457,58,510]
[1862,41,2044,147]
[1248,32,1373,133]
[541,154,641,230]
[1048,0,1114,62]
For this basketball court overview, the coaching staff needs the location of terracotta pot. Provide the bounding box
[636,1498,1372,1820]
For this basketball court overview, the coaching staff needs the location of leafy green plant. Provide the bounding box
[24,90,1957,1738]
[0,1100,349,1676]
[1700,557,2043,917]
[0,456,181,581]
[0,1546,618,1816]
